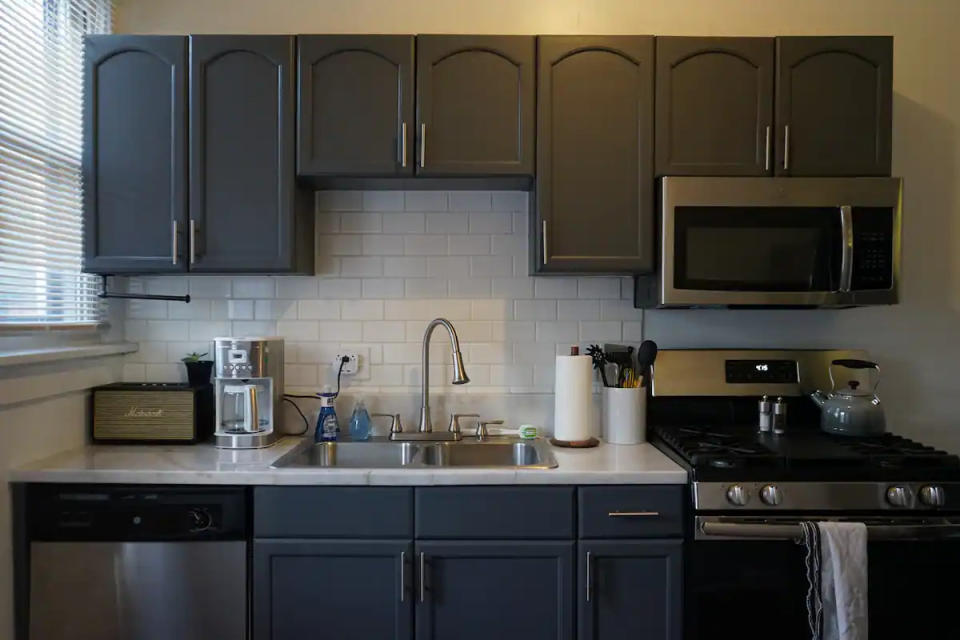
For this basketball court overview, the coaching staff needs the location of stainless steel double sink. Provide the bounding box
[272,437,558,470]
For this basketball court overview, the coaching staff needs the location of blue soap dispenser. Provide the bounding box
[315,386,339,442]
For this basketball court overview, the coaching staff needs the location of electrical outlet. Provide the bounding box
[332,352,359,375]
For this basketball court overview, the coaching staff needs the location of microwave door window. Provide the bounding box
[675,206,842,292]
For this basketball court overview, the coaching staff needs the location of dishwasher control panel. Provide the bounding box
[28,485,247,541]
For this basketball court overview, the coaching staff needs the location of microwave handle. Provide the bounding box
[839,205,854,293]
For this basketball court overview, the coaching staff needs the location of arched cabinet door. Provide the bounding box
[535,36,655,274]
[298,35,414,176]
[655,37,774,176]
[189,36,311,273]
[415,35,534,176]
[776,36,893,176]
[83,36,187,273]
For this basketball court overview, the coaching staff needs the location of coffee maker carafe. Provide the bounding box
[214,337,283,448]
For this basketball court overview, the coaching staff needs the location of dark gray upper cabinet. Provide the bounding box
[415,540,574,640]
[655,37,774,176]
[578,540,683,640]
[189,35,313,273]
[83,36,187,273]
[535,36,655,274]
[775,36,893,176]
[253,539,412,640]
[298,35,415,176]
[415,35,535,176]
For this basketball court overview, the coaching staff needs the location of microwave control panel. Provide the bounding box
[851,207,894,290]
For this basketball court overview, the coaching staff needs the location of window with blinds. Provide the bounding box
[0,0,112,327]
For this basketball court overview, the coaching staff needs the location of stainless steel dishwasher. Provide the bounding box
[28,485,247,640]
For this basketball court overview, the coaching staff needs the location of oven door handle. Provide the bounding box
[699,520,960,541]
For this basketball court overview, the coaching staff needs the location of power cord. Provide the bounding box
[282,356,350,436]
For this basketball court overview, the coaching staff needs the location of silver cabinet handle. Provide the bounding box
[783,124,790,171]
[419,552,426,603]
[188,219,196,265]
[401,122,407,168]
[419,123,426,168]
[171,220,179,265]
[608,511,660,518]
[400,551,406,602]
[542,220,548,266]
[764,125,771,172]
[585,551,592,602]
[839,205,854,293]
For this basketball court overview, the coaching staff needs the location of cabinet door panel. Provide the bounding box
[298,35,414,176]
[83,36,187,273]
[536,36,654,274]
[656,37,774,176]
[416,35,534,176]
[776,36,893,176]
[190,36,309,272]
[253,539,412,640]
[578,540,683,640]
[416,540,574,640]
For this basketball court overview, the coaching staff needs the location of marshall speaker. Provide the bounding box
[91,383,214,443]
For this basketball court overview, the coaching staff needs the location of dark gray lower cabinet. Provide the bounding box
[578,540,683,640]
[415,540,575,640]
[253,539,413,640]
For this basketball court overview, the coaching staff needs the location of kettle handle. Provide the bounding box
[829,359,880,392]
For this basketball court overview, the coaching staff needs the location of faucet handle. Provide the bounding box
[448,413,480,434]
[371,413,403,434]
[477,419,504,439]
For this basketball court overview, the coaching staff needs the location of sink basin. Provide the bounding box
[420,441,556,468]
[272,441,418,468]
[271,438,557,469]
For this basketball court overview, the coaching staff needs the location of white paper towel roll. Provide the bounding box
[553,354,592,442]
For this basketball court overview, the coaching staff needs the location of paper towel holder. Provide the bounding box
[550,345,599,448]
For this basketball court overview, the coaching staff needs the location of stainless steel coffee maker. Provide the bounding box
[214,337,283,449]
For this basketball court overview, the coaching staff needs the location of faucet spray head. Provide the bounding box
[452,351,470,385]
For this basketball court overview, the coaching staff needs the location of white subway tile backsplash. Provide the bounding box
[404,235,447,256]
[382,212,425,234]
[124,190,643,398]
[449,191,492,212]
[362,191,404,212]
[233,277,275,299]
[341,213,383,233]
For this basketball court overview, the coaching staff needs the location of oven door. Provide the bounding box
[658,177,902,307]
[687,515,960,640]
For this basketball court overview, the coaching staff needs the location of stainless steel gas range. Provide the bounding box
[648,349,960,640]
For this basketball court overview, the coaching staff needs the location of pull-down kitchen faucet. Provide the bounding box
[418,317,469,433]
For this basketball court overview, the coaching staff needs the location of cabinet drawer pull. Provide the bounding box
[585,550,592,602]
[171,220,179,265]
[400,122,407,168]
[783,124,790,171]
[400,551,406,602]
[419,552,426,603]
[608,511,660,518]
[542,220,548,266]
[189,219,196,265]
[419,123,426,168]
[764,125,771,172]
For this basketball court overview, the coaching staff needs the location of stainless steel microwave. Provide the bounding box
[635,176,903,308]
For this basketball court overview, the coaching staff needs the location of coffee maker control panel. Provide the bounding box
[224,349,253,378]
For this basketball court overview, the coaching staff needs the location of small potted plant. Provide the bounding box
[181,351,213,387]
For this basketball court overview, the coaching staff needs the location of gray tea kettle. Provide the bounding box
[809,359,886,436]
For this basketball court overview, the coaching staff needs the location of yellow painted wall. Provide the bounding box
[113,1,960,448]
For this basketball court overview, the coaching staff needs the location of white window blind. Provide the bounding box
[0,0,111,326]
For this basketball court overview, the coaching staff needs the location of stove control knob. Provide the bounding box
[726,484,750,507]
[760,484,783,506]
[886,485,911,508]
[187,508,213,531]
[918,485,946,508]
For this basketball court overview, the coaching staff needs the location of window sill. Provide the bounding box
[0,342,137,368]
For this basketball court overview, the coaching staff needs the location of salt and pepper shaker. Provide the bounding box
[772,396,787,435]
[758,395,772,433]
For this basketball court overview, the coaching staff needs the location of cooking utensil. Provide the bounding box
[636,340,658,388]
[604,344,634,388]
[585,344,610,387]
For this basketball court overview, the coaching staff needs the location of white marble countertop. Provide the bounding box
[9,437,687,485]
